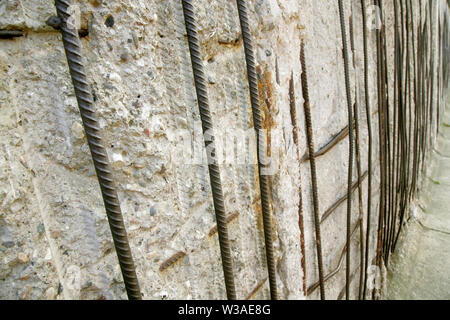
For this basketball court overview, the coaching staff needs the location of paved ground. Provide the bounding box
[386,102,450,300]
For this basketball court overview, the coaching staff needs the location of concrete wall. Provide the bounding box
[0,0,444,300]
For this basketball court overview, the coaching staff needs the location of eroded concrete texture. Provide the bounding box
[0,0,444,300]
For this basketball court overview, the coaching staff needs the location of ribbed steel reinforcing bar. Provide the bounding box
[300,41,326,300]
[289,74,307,295]
[181,0,237,300]
[348,5,365,300]
[360,0,373,300]
[54,0,141,300]
[337,0,355,300]
[236,0,278,300]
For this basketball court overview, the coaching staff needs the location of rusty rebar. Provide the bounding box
[349,4,365,299]
[300,40,326,300]
[236,0,278,300]
[54,0,141,300]
[374,0,386,288]
[386,0,401,265]
[338,0,355,300]
[0,30,24,39]
[360,0,374,300]
[289,73,307,295]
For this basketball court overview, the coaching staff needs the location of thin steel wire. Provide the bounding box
[300,41,326,300]
[338,0,355,300]
[360,0,374,300]
[349,6,365,299]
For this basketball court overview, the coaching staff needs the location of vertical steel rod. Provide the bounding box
[338,0,355,300]
[54,0,142,300]
[360,0,374,300]
[349,6,365,300]
[181,0,237,300]
[236,0,278,300]
[300,41,326,300]
[289,73,307,295]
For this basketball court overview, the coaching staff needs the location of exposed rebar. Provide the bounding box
[320,171,369,224]
[338,0,355,300]
[236,0,278,300]
[181,0,236,300]
[349,4,365,300]
[54,0,141,300]
[289,73,307,295]
[360,0,374,300]
[300,41,326,300]
[0,30,24,39]
[302,122,355,162]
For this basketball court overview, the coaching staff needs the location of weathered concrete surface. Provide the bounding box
[0,0,440,300]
